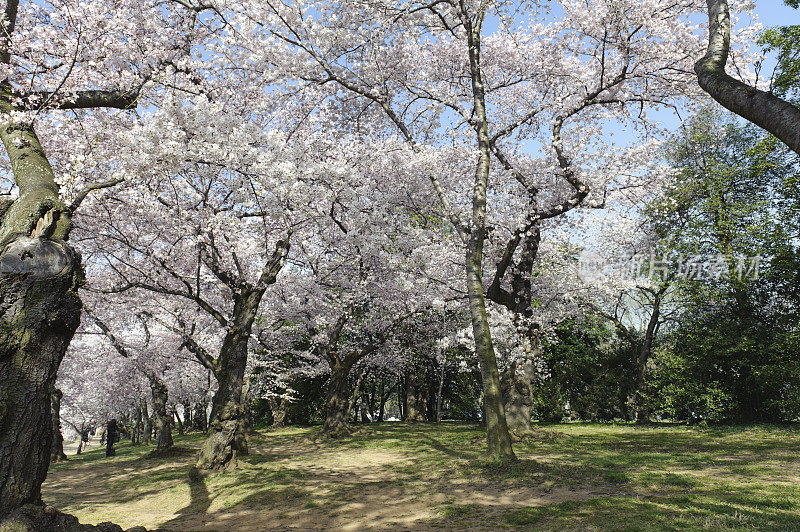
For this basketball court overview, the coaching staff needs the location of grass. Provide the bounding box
[42,423,800,530]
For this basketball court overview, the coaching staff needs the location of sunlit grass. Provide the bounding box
[42,423,800,530]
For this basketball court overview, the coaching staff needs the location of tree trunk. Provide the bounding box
[268,397,287,427]
[141,400,152,445]
[192,401,206,432]
[131,406,141,446]
[500,333,540,438]
[50,388,68,463]
[150,377,173,452]
[405,374,426,422]
[322,362,353,437]
[196,311,253,471]
[241,377,257,437]
[0,241,82,517]
[466,258,516,460]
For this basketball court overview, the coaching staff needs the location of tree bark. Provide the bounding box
[50,388,68,463]
[322,361,354,438]
[193,401,207,433]
[150,377,173,452]
[404,373,426,422]
[0,161,82,516]
[696,0,800,155]
[268,397,287,427]
[141,400,152,445]
[0,250,82,516]
[500,343,539,439]
[196,301,255,471]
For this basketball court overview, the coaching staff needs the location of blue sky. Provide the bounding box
[756,1,798,27]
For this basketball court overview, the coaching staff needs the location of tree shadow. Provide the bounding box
[159,467,211,530]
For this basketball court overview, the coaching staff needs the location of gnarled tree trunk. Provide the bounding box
[268,397,287,427]
[196,313,252,471]
[150,377,173,452]
[322,361,354,438]
[0,243,82,517]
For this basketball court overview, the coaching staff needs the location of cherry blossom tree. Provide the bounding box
[254,136,457,437]
[234,0,719,457]
[0,0,205,523]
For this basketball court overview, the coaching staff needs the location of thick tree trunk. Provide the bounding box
[322,362,353,437]
[0,243,82,517]
[193,401,207,433]
[405,374,426,422]
[196,317,252,471]
[50,388,68,463]
[150,377,173,452]
[268,397,287,427]
[500,333,540,438]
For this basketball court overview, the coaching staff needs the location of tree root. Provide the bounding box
[0,504,147,532]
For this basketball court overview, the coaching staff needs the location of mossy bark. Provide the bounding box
[196,297,257,471]
[322,361,354,438]
[150,377,173,452]
[404,373,426,422]
[0,243,82,517]
[500,335,540,438]
[268,397,287,427]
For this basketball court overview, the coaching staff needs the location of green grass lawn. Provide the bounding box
[43,423,800,531]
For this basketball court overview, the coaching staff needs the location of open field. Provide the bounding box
[42,423,800,531]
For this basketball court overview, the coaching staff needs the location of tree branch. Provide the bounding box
[696,0,800,155]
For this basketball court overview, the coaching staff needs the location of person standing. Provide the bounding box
[105,419,119,457]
